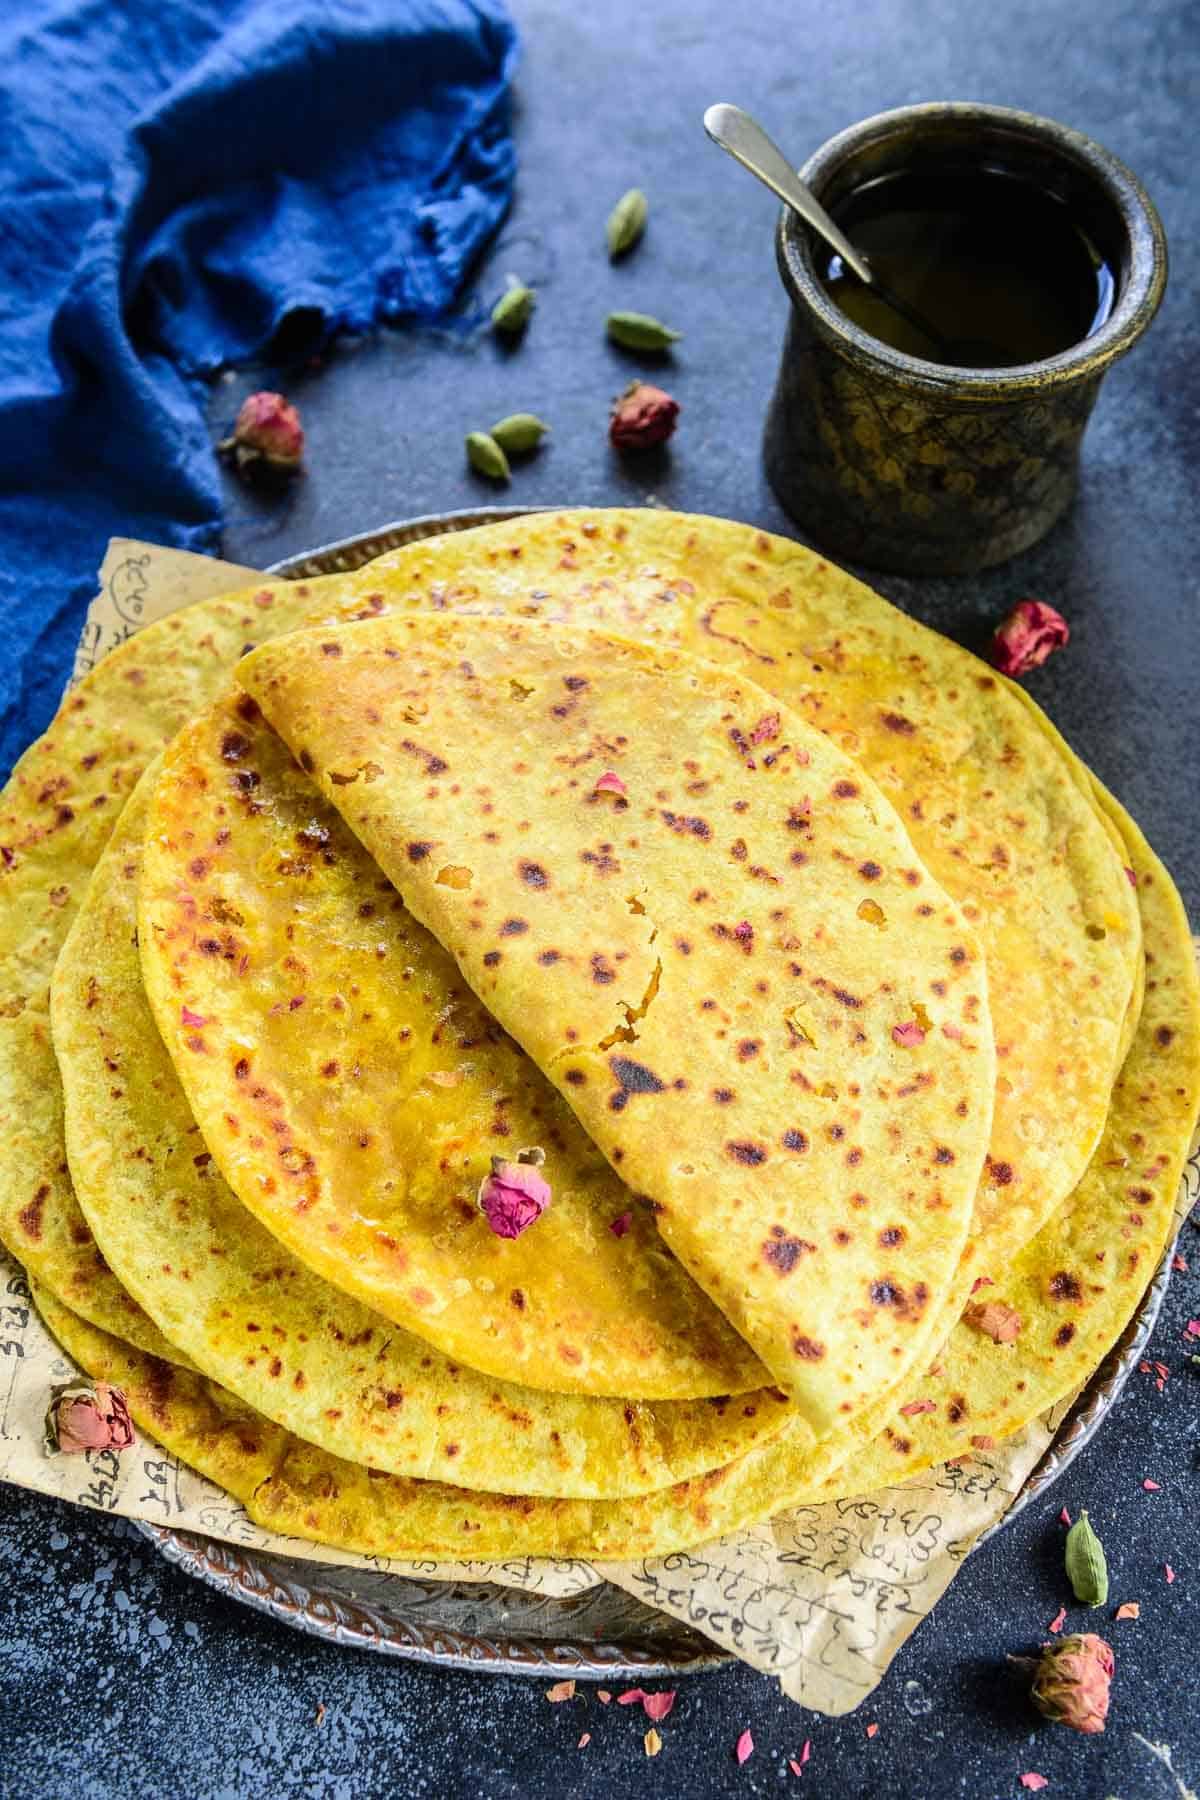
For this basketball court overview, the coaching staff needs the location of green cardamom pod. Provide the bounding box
[465,431,510,482]
[606,310,681,351]
[491,283,535,335]
[606,188,648,259]
[1064,1509,1109,1607]
[490,413,550,454]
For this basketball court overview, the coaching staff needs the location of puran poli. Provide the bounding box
[30,781,1196,1554]
[810,788,1199,1496]
[136,697,767,1401]
[10,510,1189,1579]
[3,551,763,1403]
[22,1280,890,1562]
[53,771,791,1497]
[335,507,1142,1276]
[239,615,996,1431]
[4,508,1139,1363]
[29,1279,779,1562]
[0,569,357,1349]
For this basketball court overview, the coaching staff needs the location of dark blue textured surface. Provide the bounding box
[0,0,517,783]
[3,0,1199,1794]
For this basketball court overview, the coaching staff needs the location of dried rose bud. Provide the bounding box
[1030,1633,1114,1734]
[45,1381,134,1455]
[220,391,305,475]
[989,599,1069,677]
[478,1147,551,1239]
[609,381,679,451]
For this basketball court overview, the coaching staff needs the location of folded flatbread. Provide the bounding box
[135,696,767,1401]
[336,507,1144,1278]
[52,769,791,1497]
[239,616,996,1432]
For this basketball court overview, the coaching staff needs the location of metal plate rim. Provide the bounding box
[136,503,1174,1675]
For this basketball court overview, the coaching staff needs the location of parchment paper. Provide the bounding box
[1,536,1194,1708]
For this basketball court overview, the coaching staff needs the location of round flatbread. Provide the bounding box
[809,786,1199,1492]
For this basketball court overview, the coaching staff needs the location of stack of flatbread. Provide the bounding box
[3,509,1196,1561]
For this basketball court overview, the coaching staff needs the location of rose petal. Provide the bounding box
[989,599,1069,678]
[899,1398,936,1417]
[736,1728,754,1764]
[1059,1508,1072,1526]
[1048,1607,1067,1634]
[546,1680,576,1703]
[964,1299,1023,1343]
[971,1276,995,1294]
[642,1690,676,1722]
[1172,1254,1188,1272]
[180,1005,208,1027]
[577,1733,591,1748]
[1185,1320,1200,1338]
[594,770,627,797]
[866,1722,879,1739]
[1143,1478,1161,1491]
[644,1727,662,1758]
[1165,1564,1175,1584]
[750,712,781,745]
[1124,865,1137,887]
[1019,1777,1049,1793]
[1114,1601,1140,1620]
[609,1211,633,1238]
[617,1688,646,1706]
[891,1020,926,1047]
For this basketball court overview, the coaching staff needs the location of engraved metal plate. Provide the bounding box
[138,507,1176,1676]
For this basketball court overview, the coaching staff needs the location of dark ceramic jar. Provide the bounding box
[763,103,1166,574]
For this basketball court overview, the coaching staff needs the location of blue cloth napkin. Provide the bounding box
[0,0,519,780]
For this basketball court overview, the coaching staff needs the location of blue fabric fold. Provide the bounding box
[0,0,519,779]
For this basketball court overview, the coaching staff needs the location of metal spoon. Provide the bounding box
[703,103,979,364]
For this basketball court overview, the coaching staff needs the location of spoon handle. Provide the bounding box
[703,103,874,286]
